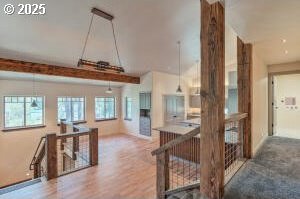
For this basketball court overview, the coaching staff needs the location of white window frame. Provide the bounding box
[95,97,116,121]
[3,96,45,130]
[57,96,86,123]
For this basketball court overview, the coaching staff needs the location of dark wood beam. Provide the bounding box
[200,0,225,198]
[237,37,253,158]
[0,58,140,84]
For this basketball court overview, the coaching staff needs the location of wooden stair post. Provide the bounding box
[89,128,99,166]
[156,151,169,199]
[60,119,67,150]
[46,133,57,180]
[200,0,225,198]
[72,126,79,160]
[237,37,253,159]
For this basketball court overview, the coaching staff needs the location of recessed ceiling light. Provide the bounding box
[282,39,287,43]
[285,50,289,54]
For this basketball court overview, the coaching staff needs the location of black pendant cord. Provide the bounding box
[111,21,122,67]
[80,13,95,61]
[178,41,181,85]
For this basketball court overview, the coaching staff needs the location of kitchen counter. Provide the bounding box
[180,118,201,126]
[154,125,196,135]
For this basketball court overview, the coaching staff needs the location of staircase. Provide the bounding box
[0,120,99,196]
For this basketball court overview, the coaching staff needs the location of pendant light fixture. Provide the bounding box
[31,74,38,108]
[106,81,113,94]
[195,60,200,95]
[176,41,182,93]
[77,8,125,74]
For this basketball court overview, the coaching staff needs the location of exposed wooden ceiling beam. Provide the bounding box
[0,58,140,84]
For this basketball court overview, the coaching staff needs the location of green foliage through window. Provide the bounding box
[4,96,44,129]
[95,97,116,120]
[57,97,85,122]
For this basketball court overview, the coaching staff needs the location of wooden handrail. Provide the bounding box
[151,127,200,156]
[225,113,248,123]
[29,136,46,170]
[57,130,91,139]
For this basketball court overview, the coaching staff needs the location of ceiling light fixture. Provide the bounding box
[31,74,38,108]
[195,60,200,96]
[176,41,182,93]
[77,8,125,74]
[106,81,113,94]
[285,50,289,54]
[282,39,287,43]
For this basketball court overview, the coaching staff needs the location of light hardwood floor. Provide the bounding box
[1,134,159,199]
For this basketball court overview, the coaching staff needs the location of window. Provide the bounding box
[95,97,116,120]
[125,97,132,120]
[57,97,85,122]
[4,96,44,129]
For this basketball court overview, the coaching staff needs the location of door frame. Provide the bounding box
[268,70,300,136]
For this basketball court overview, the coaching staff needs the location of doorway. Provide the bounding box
[164,95,185,125]
[271,74,300,139]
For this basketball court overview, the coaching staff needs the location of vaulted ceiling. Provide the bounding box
[0,0,299,78]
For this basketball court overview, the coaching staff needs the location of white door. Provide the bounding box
[273,74,300,139]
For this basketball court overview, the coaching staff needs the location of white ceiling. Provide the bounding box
[0,0,200,77]
[0,0,299,80]
[226,0,300,65]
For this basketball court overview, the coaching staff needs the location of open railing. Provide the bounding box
[30,120,98,180]
[152,127,201,199]
[224,113,248,183]
[151,113,248,199]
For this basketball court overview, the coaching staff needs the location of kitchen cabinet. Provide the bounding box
[139,92,151,136]
[140,92,151,109]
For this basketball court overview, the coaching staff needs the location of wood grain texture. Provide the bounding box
[0,58,140,84]
[237,37,253,158]
[200,0,225,198]
[156,152,168,199]
[1,134,158,199]
[45,134,57,180]
[89,128,99,166]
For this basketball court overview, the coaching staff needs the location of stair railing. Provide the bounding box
[151,127,201,199]
[30,120,98,180]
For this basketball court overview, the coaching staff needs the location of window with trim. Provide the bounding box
[125,97,132,120]
[95,97,116,120]
[57,97,85,123]
[4,96,44,129]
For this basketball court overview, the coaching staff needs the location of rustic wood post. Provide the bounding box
[89,128,98,166]
[60,119,67,150]
[237,37,253,158]
[200,0,225,198]
[72,127,79,160]
[156,151,169,199]
[46,133,57,180]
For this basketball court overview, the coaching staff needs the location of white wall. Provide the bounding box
[273,74,300,139]
[152,71,189,131]
[120,72,152,137]
[0,79,121,187]
[121,71,189,139]
[252,47,269,155]
[268,61,300,74]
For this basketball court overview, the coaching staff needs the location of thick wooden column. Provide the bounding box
[89,128,99,166]
[46,133,57,180]
[237,37,253,158]
[200,0,225,198]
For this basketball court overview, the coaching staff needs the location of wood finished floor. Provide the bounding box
[1,134,159,199]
